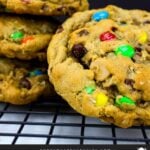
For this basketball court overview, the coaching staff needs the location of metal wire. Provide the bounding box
[0,97,150,145]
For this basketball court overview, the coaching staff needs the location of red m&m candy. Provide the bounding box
[22,36,34,44]
[100,31,116,41]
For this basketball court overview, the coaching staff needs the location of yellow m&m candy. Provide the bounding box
[138,32,148,43]
[96,93,108,106]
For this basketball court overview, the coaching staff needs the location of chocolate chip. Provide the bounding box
[133,19,140,25]
[71,43,87,59]
[80,62,89,69]
[124,78,135,87]
[135,52,142,57]
[139,100,149,108]
[68,7,76,15]
[120,21,127,25]
[41,3,49,11]
[135,47,142,53]
[105,85,119,98]
[134,47,142,58]
[78,30,89,36]
[19,78,31,89]
[56,26,64,33]
[111,27,118,32]
[140,100,146,105]
[143,20,150,24]
[57,6,65,12]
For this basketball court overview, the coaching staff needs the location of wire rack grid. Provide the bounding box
[0,96,150,145]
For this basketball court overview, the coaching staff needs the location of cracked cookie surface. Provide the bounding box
[47,5,150,128]
[0,57,55,105]
[0,14,57,60]
[0,0,89,16]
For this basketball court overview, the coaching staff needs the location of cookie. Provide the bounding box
[0,14,57,60]
[0,57,55,105]
[0,0,89,16]
[47,5,150,128]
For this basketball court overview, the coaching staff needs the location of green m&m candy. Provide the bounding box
[115,45,135,58]
[10,31,24,41]
[115,96,136,110]
[85,85,96,94]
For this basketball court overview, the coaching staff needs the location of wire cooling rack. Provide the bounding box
[0,96,150,145]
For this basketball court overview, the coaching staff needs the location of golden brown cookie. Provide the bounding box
[0,14,57,60]
[0,57,55,105]
[0,0,89,16]
[47,5,150,128]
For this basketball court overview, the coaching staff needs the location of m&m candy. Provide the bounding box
[22,36,34,44]
[96,93,108,106]
[29,69,43,77]
[92,11,109,22]
[10,31,24,41]
[115,96,136,110]
[100,31,116,41]
[138,32,148,43]
[85,86,96,94]
[114,45,135,58]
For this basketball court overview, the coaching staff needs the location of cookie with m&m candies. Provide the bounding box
[0,57,56,105]
[0,14,58,60]
[47,5,150,128]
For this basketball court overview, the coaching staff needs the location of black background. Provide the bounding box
[54,0,150,23]
[89,0,150,11]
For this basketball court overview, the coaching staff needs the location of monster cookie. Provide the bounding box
[0,57,55,105]
[0,14,57,60]
[0,0,89,16]
[47,5,150,128]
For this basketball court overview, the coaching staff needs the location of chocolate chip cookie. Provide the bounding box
[0,14,57,60]
[0,0,89,16]
[47,5,150,128]
[0,57,55,105]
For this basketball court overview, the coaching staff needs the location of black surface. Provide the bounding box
[89,0,150,11]
[54,0,150,23]
[0,100,150,145]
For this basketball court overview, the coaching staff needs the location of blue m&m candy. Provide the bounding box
[92,11,109,22]
[29,69,43,77]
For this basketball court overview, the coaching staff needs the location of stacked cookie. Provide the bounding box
[0,0,89,16]
[0,0,89,104]
[47,5,150,128]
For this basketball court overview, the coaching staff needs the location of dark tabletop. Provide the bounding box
[54,0,150,24]
[89,0,150,11]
